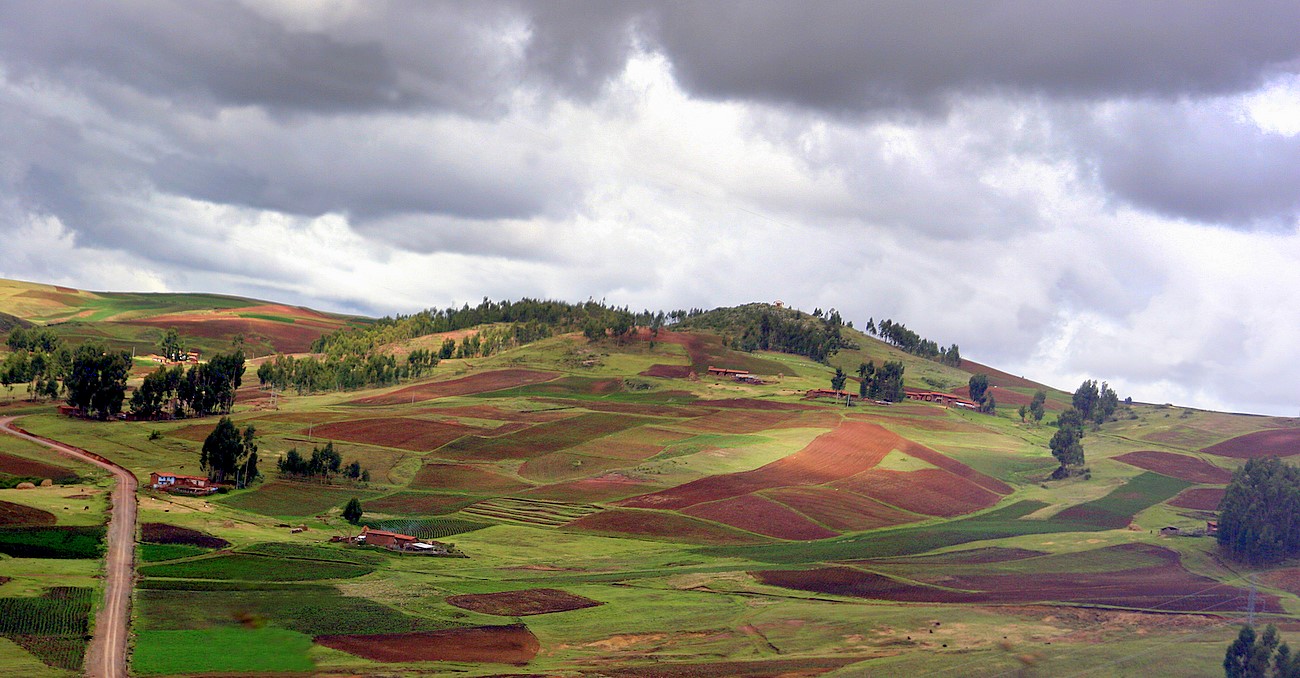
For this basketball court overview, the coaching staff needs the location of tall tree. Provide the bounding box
[1049,408,1086,474]
[158,328,186,361]
[830,367,847,392]
[65,341,131,420]
[968,374,990,403]
[342,497,363,525]
[1218,458,1300,565]
[1029,390,1047,424]
[200,417,258,486]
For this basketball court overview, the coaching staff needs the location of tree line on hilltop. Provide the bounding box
[866,318,962,367]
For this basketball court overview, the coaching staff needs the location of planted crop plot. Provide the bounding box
[0,451,77,481]
[760,486,922,532]
[307,417,474,451]
[519,451,628,483]
[141,522,230,548]
[461,497,601,527]
[139,553,373,581]
[535,397,701,418]
[520,475,661,503]
[410,463,531,493]
[315,624,540,664]
[364,492,480,515]
[1168,487,1226,511]
[1113,451,1232,484]
[754,544,1283,613]
[132,627,315,675]
[0,586,93,671]
[124,315,331,353]
[1201,428,1300,458]
[683,494,838,540]
[240,542,387,565]
[140,543,211,562]
[678,409,810,434]
[419,404,575,424]
[446,588,602,616]
[693,398,818,411]
[439,413,650,461]
[217,482,381,517]
[872,547,1049,565]
[1054,472,1191,529]
[348,369,558,405]
[0,500,55,526]
[567,508,769,545]
[621,421,922,510]
[0,526,103,558]
[832,468,1001,517]
[364,517,488,540]
[640,364,693,378]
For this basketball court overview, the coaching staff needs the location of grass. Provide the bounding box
[132,627,315,675]
[138,554,373,581]
[216,481,381,517]
[0,527,103,559]
[239,541,388,565]
[138,543,212,563]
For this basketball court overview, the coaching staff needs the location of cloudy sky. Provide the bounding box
[2,1,1299,416]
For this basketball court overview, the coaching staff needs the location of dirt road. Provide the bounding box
[0,416,136,678]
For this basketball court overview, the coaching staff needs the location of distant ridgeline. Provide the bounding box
[673,303,854,363]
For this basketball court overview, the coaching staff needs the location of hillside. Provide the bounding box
[1,283,1297,676]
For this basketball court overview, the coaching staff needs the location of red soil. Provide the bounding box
[253,411,344,424]
[761,486,921,532]
[439,413,649,461]
[619,421,903,510]
[166,424,215,442]
[755,544,1283,613]
[445,588,603,616]
[0,500,56,526]
[519,475,661,503]
[0,452,76,480]
[121,316,330,353]
[348,369,559,405]
[640,364,694,379]
[867,416,986,433]
[363,492,480,515]
[537,398,704,418]
[315,624,540,664]
[140,522,230,548]
[831,468,1002,517]
[868,547,1049,565]
[410,463,531,493]
[308,417,474,451]
[418,404,575,423]
[683,494,838,540]
[896,440,1013,495]
[958,359,1048,390]
[693,399,818,411]
[566,509,767,545]
[1201,429,1300,459]
[679,409,807,434]
[1114,451,1233,484]
[1167,487,1227,511]
[597,657,864,677]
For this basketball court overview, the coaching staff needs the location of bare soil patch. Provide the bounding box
[640,364,694,379]
[0,451,77,480]
[1167,487,1226,511]
[439,412,649,461]
[679,409,808,434]
[166,423,215,442]
[348,369,558,405]
[1114,451,1232,484]
[519,474,660,503]
[446,588,602,616]
[140,522,230,548]
[419,404,575,423]
[761,486,922,532]
[308,417,474,451]
[955,385,1034,408]
[1201,429,1300,459]
[693,398,819,411]
[410,463,531,493]
[566,509,767,545]
[122,316,328,353]
[683,494,838,540]
[315,624,540,664]
[756,544,1282,613]
[0,499,56,526]
[831,468,1001,517]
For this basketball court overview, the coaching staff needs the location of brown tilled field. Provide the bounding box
[1167,487,1226,511]
[122,316,331,353]
[677,409,809,434]
[1201,428,1300,459]
[566,508,767,545]
[693,398,818,411]
[0,451,77,480]
[348,369,558,405]
[140,522,231,548]
[0,500,56,526]
[307,417,475,451]
[683,494,839,540]
[755,544,1282,613]
[363,492,481,515]
[1113,450,1233,484]
[438,413,650,461]
[445,588,603,616]
[831,468,1001,517]
[314,624,540,664]
[619,421,902,510]
[760,486,922,532]
[639,364,694,378]
[410,463,531,493]
[519,475,660,503]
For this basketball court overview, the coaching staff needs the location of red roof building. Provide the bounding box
[707,366,749,377]
[149,472,218,496]
[358,526,420,550]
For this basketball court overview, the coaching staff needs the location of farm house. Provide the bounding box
[148,472,218,496]
[356,526,448,554]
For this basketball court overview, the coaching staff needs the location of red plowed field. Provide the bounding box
[446,588,602,616]
[1167,487,1226,511]
[619,421,901,510]
[348,369,558,405]
[308,417,474,451]
[693,399,818,411]
[410,463,531,493]
[438,413,649,461]
[519,475,660,503]
[869,547,1048,565]
[1201,429,1300,459]
[955,385,1033,408]
[123,316,332,353]
[761,486,922,532]
[958,359,1047,390]
[419,404,575,423]
[0,500,56,526]
[679,409,806,434]
[599,657,864,677]
[683,494,838,540]
[756,544,1283,613]
[640,364,694,378]
[537,398,703,418]
[140,522,230,548]
[831,468,1001,517]
[566,509,767,545]
[1114,451,1233,484]
[0,451,76,480]
[364,492,480,515]
[896,441,1012,495]
[315,624,540,664]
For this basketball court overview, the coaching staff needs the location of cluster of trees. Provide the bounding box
[1049,407,1087,476]
[343,497,364,524]
[1072,379,1120,425]
[158,328,187,361]
[1017,390,1048,424]
[866,318,962,367]
[65,341,133,420]
[1217,457,1300,565]
[131,351,246,419]
[1,327,69,400]
[199,417,258,487]
[1048,380,1122,478]
[1225,624,1300,677]
[967,374,996,414]
[678,304,852,363]
[276,442,370,483]
[856,360,906,402]
[256,353,402,395]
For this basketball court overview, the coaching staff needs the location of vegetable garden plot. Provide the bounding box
[1201,428,1300,459]
[347,369,559,405]
[1113,450,1232,484]
[315,624,540,664]
[446,588,602,616]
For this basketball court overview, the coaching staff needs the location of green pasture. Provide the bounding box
[132,627,315,675]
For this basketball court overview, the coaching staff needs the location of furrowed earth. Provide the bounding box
[0,284,1296,676]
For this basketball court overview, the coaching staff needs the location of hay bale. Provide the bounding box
[15,482,36,490]
[39,479,52,487]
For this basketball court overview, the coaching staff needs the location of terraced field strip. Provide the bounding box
[460,497,602,527]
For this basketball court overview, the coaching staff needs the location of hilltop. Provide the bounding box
[2,277,1298,676]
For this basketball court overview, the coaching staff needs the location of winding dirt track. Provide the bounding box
[0,416,134,678]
